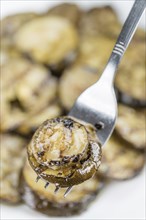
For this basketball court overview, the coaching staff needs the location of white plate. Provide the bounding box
[1,1,145,219]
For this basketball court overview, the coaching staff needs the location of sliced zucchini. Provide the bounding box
[1,12,38,47]
[116,105,146,149]
[99,134,145,180]
[115,29,145,107]
[47,3,82,26]
[27,117,101,187]
[79,6,121,38]
[1,57,58,132]
[14,16,78,68]
[0,134,26,203]
[20,160,104,216]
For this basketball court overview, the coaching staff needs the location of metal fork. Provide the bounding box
[69,0,146,146]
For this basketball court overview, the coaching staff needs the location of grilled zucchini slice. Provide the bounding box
[116,105,146,149]
[1,57,58,132]
[79,6,121,38]
[1,12,38,47]
[47,3,82,26]
[27,117,101,187]
[99,134,145,180]
[14,16,78,69]
[20,161,104,216]
[0,134,26,203]
[115,29,146,107]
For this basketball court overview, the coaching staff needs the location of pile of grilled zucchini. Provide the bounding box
[1,3,145,217]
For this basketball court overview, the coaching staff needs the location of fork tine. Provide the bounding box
[64,186,73,198]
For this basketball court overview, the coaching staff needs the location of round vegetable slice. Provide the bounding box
[1,57,58,132]
[1,12,38,47]
[99,134,145,180]
[115,29,146,107]
[47,3,82,26]
[79,6,121,38]
[0,134,27,203]
[27,117,101,188]
[20,160,105,216]
[14,16,78,68]
[116,105,146,149]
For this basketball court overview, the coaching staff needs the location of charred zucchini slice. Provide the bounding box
[79,6,121,38]
[116,105,146,149]
[115,29,146,107]
[1,57,58,132]
[27,117,101,188]
[14,16,78,67]
[20,161,104,216]
[99,134,145,180]
[1,12,38,47]
[47,3,82,26]
[0,134,26,203]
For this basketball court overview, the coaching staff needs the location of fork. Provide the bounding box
[69,0,146,146]
[65,0,145,197]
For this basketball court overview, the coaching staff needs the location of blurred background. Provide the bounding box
[1,1,145,220]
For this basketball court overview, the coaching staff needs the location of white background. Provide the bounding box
[1,1,146,220]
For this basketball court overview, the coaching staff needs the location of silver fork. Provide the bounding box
[37,0,145,197]
[64,0,145,197]
[69,0,146,146]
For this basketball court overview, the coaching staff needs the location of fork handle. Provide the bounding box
[100,0,146,84]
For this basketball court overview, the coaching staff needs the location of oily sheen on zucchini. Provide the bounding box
[27,117,101,188]
[20,161,104,217]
